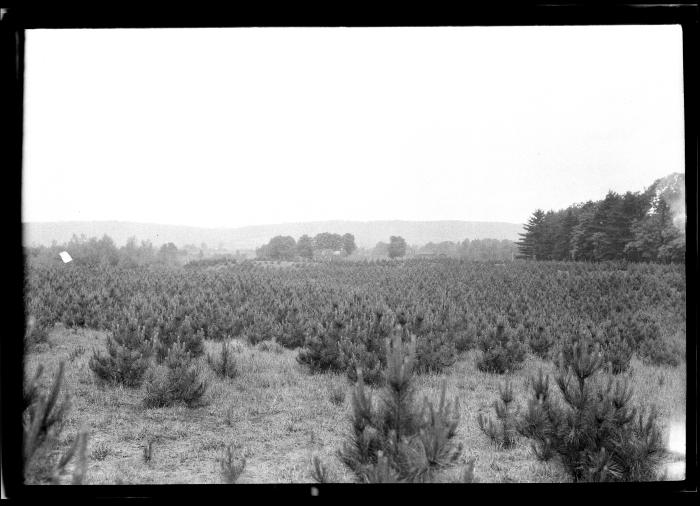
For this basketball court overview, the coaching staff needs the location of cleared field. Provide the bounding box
[25,326,686,484]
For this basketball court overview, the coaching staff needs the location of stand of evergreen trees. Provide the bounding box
[517,174,685,263]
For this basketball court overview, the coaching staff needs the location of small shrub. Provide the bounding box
[453,324,478,353]
[90,441,110,461]
[476,320,526,374]
[528,325,554,360]
[218,445,246,483]
[154,316,205,363]
[477,380,519,449]
[329,385,346,406]
[207,341,239,379]
[297,319,347,375]
[518,335,667,482]
[143,341,208,408]
[638,337,681,367]
[414,331,458,374]
[257,339,283,354]
[89,319,152,388]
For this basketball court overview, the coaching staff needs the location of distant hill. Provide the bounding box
[23,220,525,250]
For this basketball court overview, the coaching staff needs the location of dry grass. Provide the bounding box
[24,327,686,484]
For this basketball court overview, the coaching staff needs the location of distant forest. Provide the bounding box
[517,173,685,263]
[26,235,184,267]
[256,232,518,262]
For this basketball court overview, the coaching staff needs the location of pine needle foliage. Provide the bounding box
[477,380,519,449]
[339,326,463,483]
[218,445,246,483]
[207,340,238,379]
[599,321,633,374]
[518,334,667,482]
[88,318,152,387]
[143,340,208,408]
[310,455,335,483]
[153,315,206,363]
[476,319,527,374]
[23,362,89,484]
[528,324,554,360]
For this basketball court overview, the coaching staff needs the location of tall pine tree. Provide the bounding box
[517,209,546,260]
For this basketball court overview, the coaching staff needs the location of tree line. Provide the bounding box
[517,174,685,263]
[25,234,185,267]
[256,232,358,260]
[257,233,518,262]
[413,238,517,262]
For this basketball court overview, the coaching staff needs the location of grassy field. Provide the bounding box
[24,325,687,484]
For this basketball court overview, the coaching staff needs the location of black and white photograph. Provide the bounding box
[5,11,695,494]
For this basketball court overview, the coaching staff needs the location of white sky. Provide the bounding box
[22,26,685,228]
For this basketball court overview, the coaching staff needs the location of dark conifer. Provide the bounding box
[88,318,152,387]
[339,327,463,483]
[518,333,666,481]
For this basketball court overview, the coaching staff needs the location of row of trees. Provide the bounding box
[25,234,185,267]
[415,238,517,261]
[517,174,685,263]
[256,233,358,260]
[371,236,409,258]
[258,234,518,262]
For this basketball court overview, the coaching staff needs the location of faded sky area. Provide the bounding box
[22,26,685,228]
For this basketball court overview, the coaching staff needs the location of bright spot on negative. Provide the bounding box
[59,251,73,263]
[668,421,685,456]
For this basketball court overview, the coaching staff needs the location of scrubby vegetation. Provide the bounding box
[22,254,685,484]
[143,341,208,408]
[25,259,685,386]
[88,318,152,387]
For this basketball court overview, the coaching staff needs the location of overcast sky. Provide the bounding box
[22,26,685,228]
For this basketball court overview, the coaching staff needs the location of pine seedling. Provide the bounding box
[143,439,154,465]
[310,455,334,483]
[218,445,246,484]
[23,362,90,485]
[414,380,462,470]
[23,363,70,471]
[207,340,238,379]
[363,451,400,483]
[529,325,554,359]
[89,319,151,387]
[519,334,667,482]
[339,326,464,483]
[518,368,556,461]
[477,380,519,449]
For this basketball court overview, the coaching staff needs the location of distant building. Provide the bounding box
[313,249,345,261]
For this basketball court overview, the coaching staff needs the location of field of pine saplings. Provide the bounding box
[23,258,686,484]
